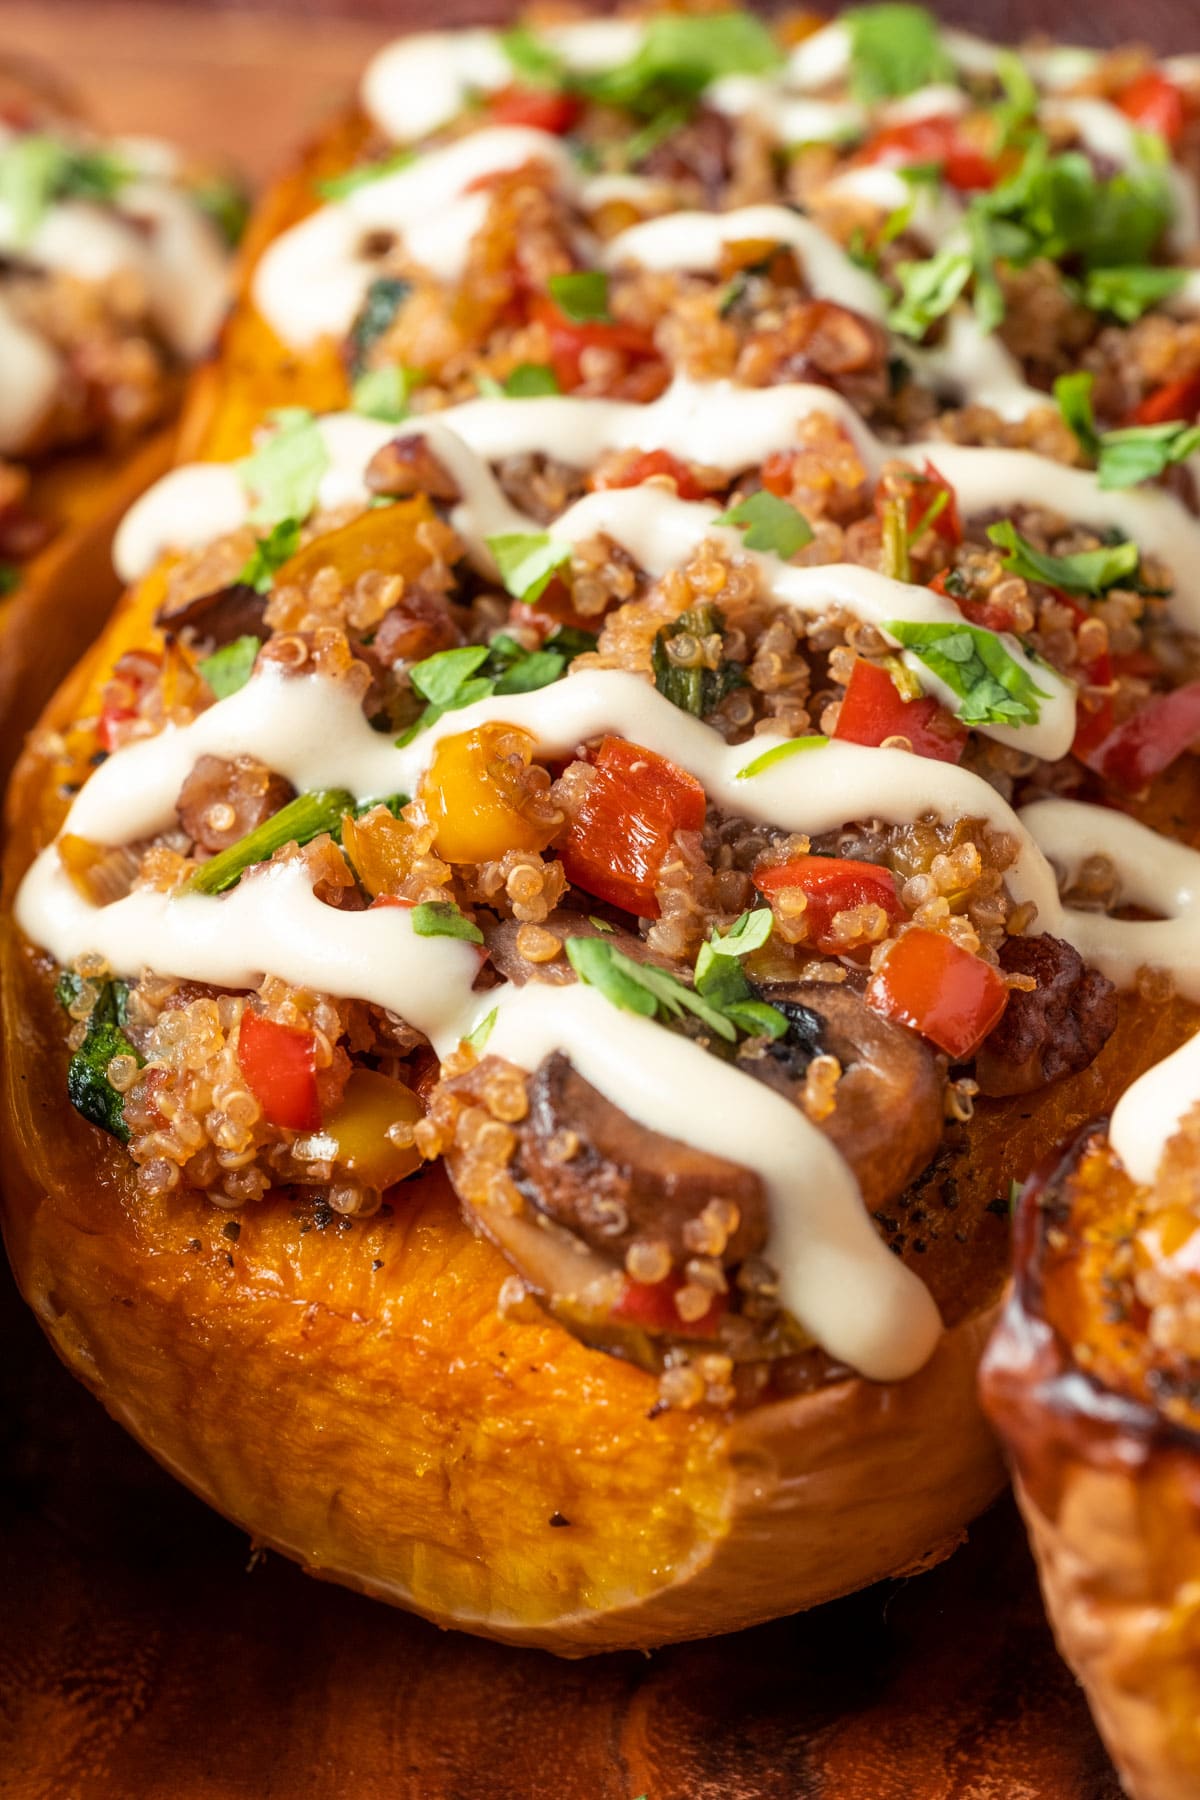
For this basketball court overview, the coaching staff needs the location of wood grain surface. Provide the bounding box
[0,2,1185,1794]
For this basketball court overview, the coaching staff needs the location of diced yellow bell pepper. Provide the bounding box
[420,722,560,864]
[323,1068,424,1190]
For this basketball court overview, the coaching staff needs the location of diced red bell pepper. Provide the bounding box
[754,851,905,953]
[590,449,708,502]
[1049,589,1116,762]
[857,114,998,192]
[930,567,1020,636]
[1081,678,1200,790]
[532,294,660,392]
[487,85,582,135]
[559,736,706,918]
[1128,372,1200,426]
[612,1272,728,1338]
[833,657,967,764]
[237,1010,321,1132]
[866,928,1009,1060]
[1116,69,1188,146]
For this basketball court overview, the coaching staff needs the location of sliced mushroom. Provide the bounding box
[750,981,945,1211]
[511,1050,769,1267]
[155,581,267,652]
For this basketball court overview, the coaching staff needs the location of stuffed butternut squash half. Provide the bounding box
[0,69,240,775]
[981,1083,1200,1800]
[8,5,1200,1654]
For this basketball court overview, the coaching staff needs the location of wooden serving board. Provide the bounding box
[0,2,1184,1793]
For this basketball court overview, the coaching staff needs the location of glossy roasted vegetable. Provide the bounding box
[981,1129,1200,1800]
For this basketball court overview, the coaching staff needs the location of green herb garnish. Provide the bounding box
[64,980,143,1143]
[239,410,329,529]
[735,735,829,780]
[237,518,301,594]
[577,13,781,116]
[499,26,566,88]
[198,634,261,700]
[691,909,788,1040]
[191,173,249,247]
[547,270,610,323]
[187,788,354,895]
[713,491,813,558]
[1055,369,1200,489]
[884,618,1050,726]
[465,1006,499,1051]
[397,628,593,743]
[566,935,749,1043]
[317,147,416,202]
[987,518,1140,593]
[1078,264,1186,324]
[887,244,972,338]
[411,900,484,944]
[845,5,953,102]
[352,365,414,422]
[487,531,572,603]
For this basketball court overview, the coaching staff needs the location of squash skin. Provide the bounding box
[5,106,1200,1656]
[980,1137,1200,1800]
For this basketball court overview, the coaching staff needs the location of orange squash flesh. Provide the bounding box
[6,104,1200,1654]
[981,1135,1200,1800]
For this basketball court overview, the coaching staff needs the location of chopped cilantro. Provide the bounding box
[502,361,560,397]
[487,531,572,602]
[884,618,1050,727]
[1078,264,1186,324]
[411,900,484,944]
[198,635,261,699]
[713,491,813,558]
[352,365,414,422]
[397,627,592,742]
[238,517,301,593]
[239,410,329,528]
[465,1006,498,1052]
[845,6,953,102]
[987,518,1141,593]
[693,909,788,1040]
[566,935,742,1043]
[1054,369,1200,489]
[577,13,782,116]
[547,270,610,323]
[887,243,972,339]
[317,148,416,202]
[499,27,566,88]
[735,735,829,780]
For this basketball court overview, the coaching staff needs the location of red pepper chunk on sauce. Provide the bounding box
[487,85,582,134]
[612,1272,728,1337]
[834,657,966,764]
[1116,69,1188,146]
[754,853,904,954]
[237,1011,322,1132]
[866,928,1009,1060]
[559,736,705,918]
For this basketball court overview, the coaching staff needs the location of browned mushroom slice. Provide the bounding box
[750,981,945,1211]
[156,580,267,651]
[512,1050,769,1268]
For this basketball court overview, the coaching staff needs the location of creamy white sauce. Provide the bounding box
[113,390,1075,755]
[0,294,60,455]
[906,309,1051,423]
[1111,1030,1200,1185]
[605,203,887,319]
